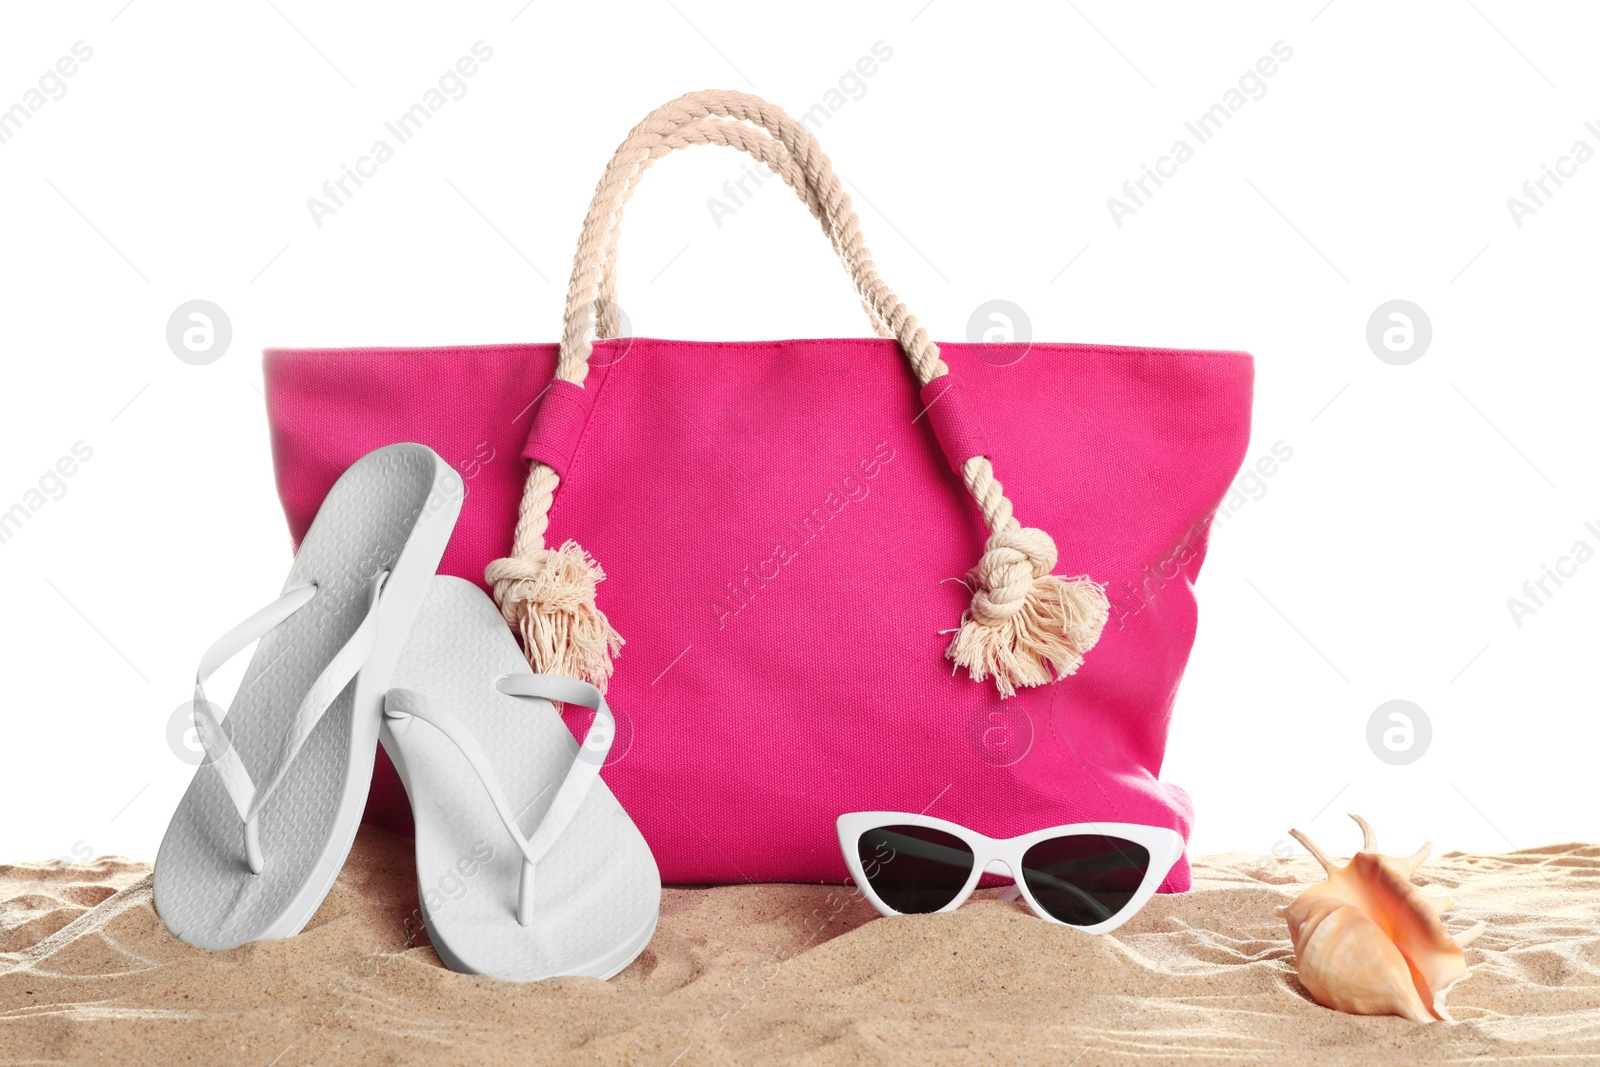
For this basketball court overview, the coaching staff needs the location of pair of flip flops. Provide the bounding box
[153,444,659,981]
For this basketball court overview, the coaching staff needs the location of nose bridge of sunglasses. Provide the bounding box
[982,859,1013,878]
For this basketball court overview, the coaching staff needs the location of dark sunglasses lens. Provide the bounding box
[856,824,975,914]
[1020,835,1151,927]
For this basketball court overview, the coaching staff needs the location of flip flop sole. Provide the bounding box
[383,577,661,982]
[154,444,461,949]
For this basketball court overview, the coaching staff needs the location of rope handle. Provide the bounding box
[486,89,1109,697]
[589,115,891,341]
[558,92,943,389]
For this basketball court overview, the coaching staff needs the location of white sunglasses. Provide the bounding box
[837,812,1184,935]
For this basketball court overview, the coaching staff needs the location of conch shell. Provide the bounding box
[1283,815,1486,1023]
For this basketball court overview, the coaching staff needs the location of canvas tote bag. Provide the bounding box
[263,90,1254,888]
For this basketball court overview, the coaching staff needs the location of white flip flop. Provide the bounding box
[381,576,660,982]
[154,443,462,949]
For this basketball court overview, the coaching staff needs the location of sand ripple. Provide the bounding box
[2,829,1596,1064]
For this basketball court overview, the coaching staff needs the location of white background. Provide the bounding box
[1,1,1595,867]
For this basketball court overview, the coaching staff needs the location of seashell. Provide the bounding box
[1282,814,1485,1023]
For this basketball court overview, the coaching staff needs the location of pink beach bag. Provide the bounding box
[263,90,1253,889]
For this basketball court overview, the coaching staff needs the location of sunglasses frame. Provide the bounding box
[837,812,1185,935]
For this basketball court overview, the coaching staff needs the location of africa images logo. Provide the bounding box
[1106,40,1294,228]
[710,441,895,631]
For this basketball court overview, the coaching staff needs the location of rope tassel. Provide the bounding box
[945,526,1109,698]
[486,540,623,691]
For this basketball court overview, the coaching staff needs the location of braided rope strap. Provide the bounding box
[590,115,892,340]
[486,89,1107,696]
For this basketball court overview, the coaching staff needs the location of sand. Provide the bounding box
[1,828,1596,1065]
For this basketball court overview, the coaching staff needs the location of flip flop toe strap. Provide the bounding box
[384,675,615,927]
[193,571,388,874]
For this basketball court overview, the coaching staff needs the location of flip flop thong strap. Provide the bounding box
[383,675,614,925]
[495,673,614,860]
[383,676,613,870]
[193,571,388,828]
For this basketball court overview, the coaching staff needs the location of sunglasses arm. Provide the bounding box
[864,831,978,871]
[1012,868,1117,923]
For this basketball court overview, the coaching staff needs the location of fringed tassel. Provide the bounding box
[945,526,1108,698]
[485,539,623,691]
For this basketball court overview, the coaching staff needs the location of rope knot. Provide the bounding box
[946,526,1109,698]
[485,540,623,691]
[967,527,1059,624]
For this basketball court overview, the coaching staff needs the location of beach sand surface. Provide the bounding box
[2,827,1596,1065]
